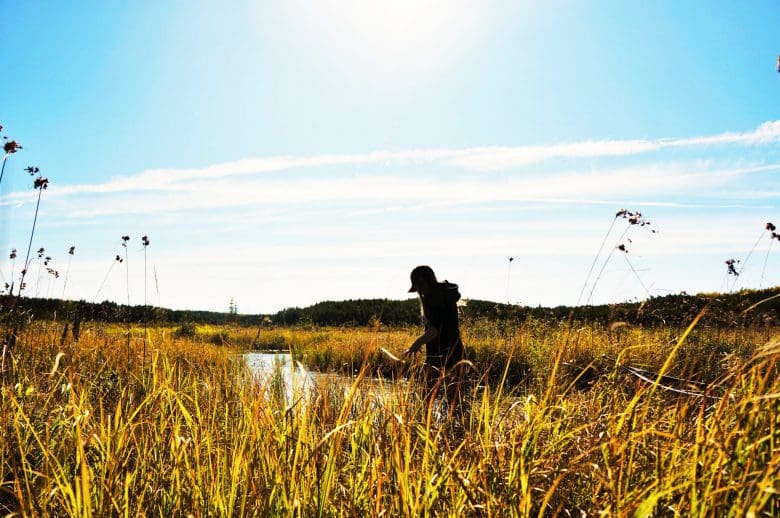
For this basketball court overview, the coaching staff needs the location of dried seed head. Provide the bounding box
[616,208,651,227]
[725,258,740,276]
[9,249,16,260]
[68,246,75,255]
[33,176,48,190]
[767,222,777,232]
[3,140,21,154]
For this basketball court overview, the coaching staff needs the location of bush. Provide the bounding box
[174,322,198,339]
[209,331,231,346]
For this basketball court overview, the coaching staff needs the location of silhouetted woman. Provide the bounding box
[403,265,465,410]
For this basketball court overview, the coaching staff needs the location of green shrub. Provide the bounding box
[174,322,198,339]
[209,330,231,345]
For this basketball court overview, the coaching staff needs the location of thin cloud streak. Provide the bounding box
[725,191,780,199]
[446,121,780,169]
[1,120,778,206]
[46,161,777,218]
[347,198,772,217]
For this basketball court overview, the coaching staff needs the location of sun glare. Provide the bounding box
[283,0,488,75]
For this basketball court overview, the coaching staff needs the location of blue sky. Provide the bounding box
[1,0,779,313]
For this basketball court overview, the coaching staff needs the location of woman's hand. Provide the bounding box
[403,327,438,357]
[403,342,423,357]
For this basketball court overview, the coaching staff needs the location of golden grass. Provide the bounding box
[1,319,779,516]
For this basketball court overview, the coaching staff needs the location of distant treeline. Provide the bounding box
[274,288,780,328]
[1,287,779,328]
[0,296,264,326]
[525,288,780,328]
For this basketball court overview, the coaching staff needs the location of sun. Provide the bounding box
[281,0,489,75]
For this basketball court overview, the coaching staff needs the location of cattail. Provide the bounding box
[506,256,515,304]
[725,258,740,277]
[8,248,17,293]
[733,221,776,291]
[62,245,76,299]
[141,234,151,370]
[18,173,49,295]
[34,248,45,296]
[94,254,121,302]
[581,209,655,305]
[0,137,22,187]
[760,223,779,288]
[121,235,130,306]
[3,140,21,154]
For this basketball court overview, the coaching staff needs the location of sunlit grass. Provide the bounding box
[1,319,779,515]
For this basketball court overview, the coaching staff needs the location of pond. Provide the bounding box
[242,351,484,427]
[242,351,408,405]
[242,351,316,397]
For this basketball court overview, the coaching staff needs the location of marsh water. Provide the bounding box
[242,351,478,425]
[242,351,406,405]
[243,351,317,397]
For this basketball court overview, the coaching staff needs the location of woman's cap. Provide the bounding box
[408,265,435,292]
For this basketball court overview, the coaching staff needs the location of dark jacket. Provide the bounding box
[422,281,464,368]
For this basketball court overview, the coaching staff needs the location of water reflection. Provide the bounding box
[243,351,316,400]
[242,351,403,404]
[243,351,474,429]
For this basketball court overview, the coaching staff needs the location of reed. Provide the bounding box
[1,318,778,515]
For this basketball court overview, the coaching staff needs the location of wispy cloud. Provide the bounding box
[724,191,780,199]
[2,120,778,208]
[33,160,773,218]
[3,120,777,313]
[445,120,780,170]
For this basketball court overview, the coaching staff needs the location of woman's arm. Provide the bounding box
[403,327,438,357]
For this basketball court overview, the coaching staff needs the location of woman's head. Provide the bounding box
[408,265,437,296]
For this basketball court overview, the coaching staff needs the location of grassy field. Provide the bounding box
[1,316,779,516]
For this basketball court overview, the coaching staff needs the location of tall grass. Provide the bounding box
[1,319,778,515]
